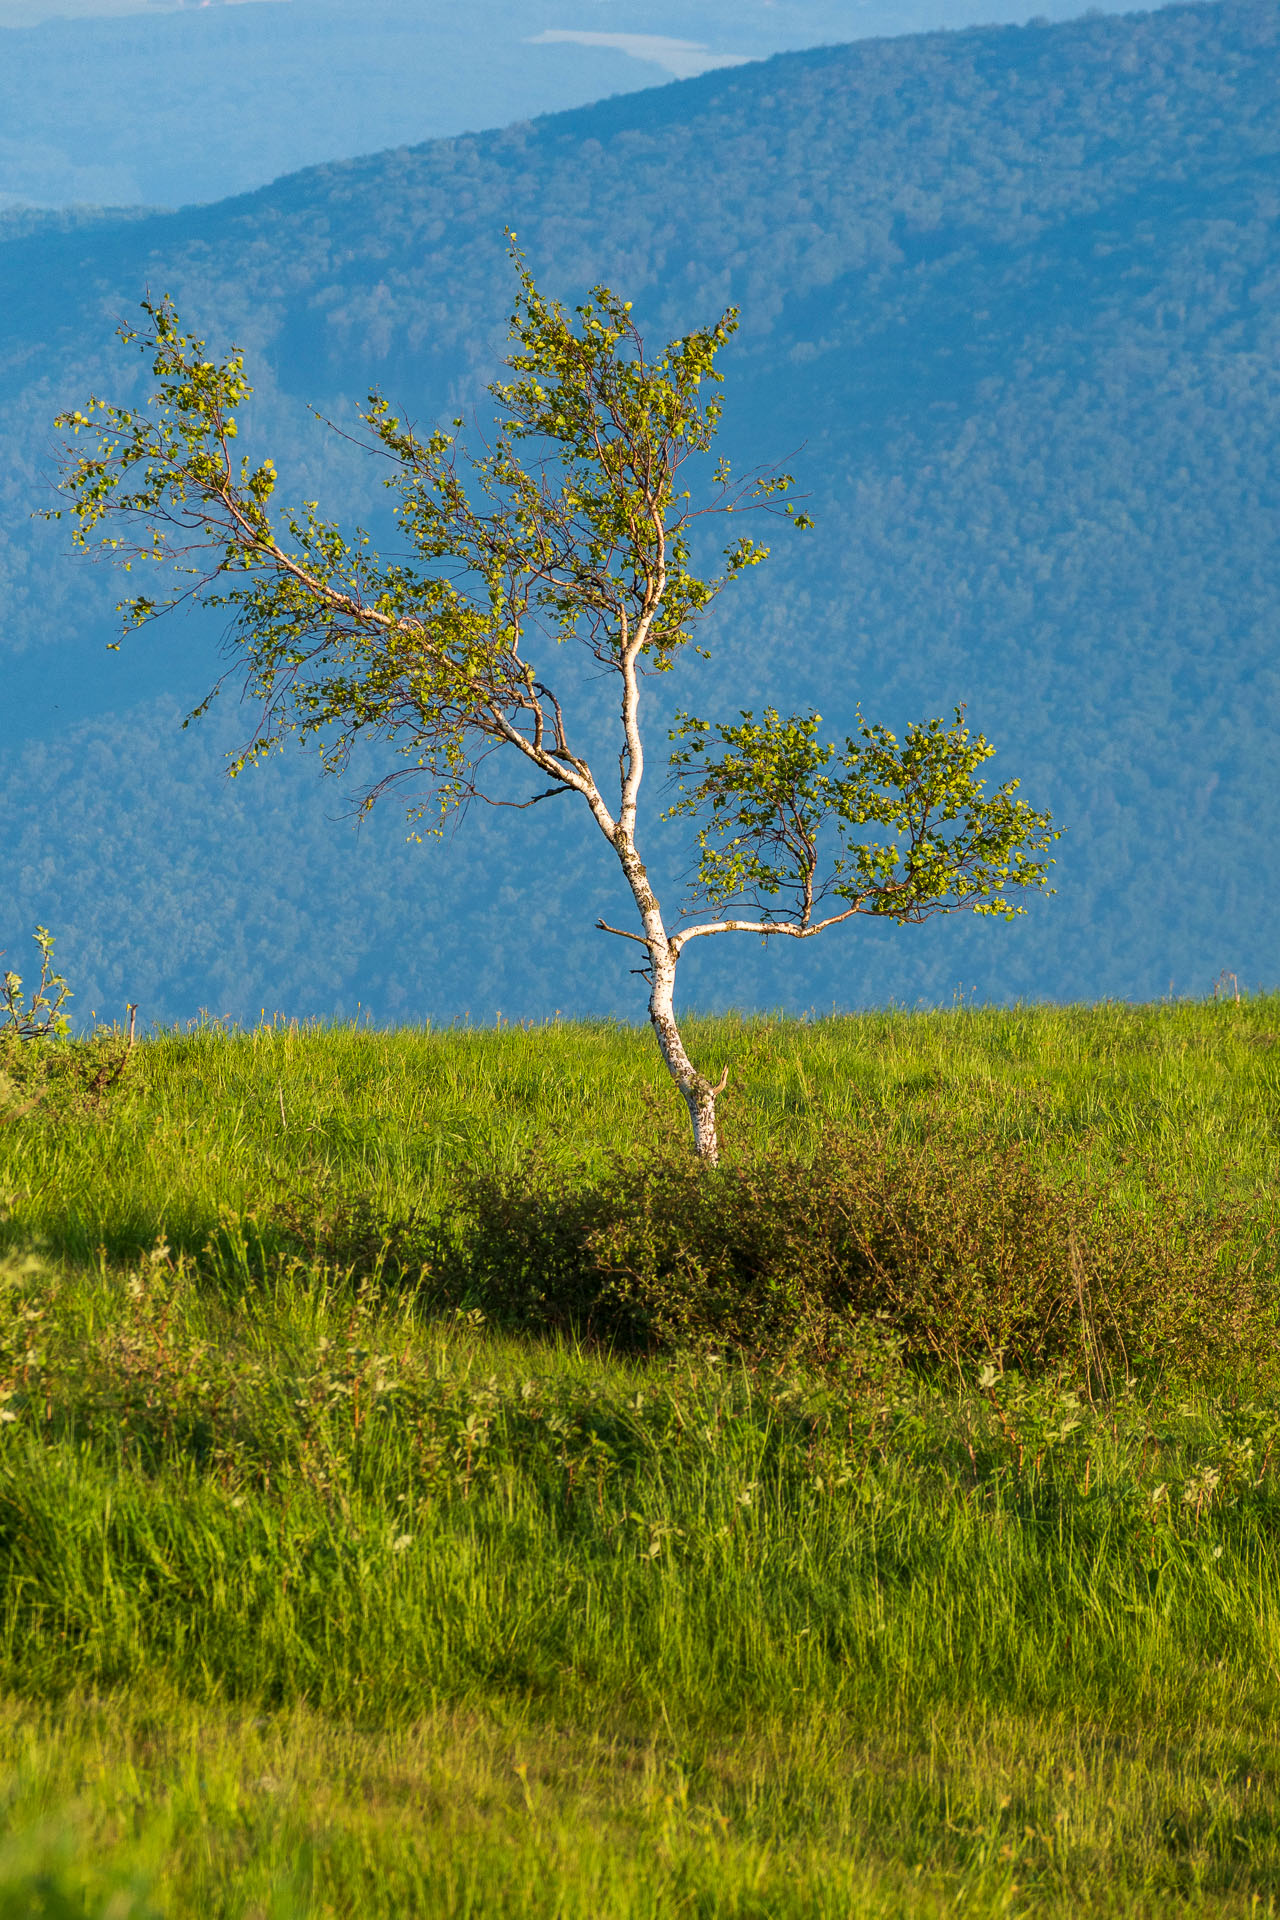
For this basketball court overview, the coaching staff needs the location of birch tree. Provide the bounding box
[49,254,1056,1160]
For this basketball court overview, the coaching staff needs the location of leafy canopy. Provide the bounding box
[667,707,1057,931]
[48,250,1054,1033]
[50,252,809,836]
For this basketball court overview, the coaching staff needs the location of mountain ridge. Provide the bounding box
[0,0,1143,210]
[2,0,1278,1023]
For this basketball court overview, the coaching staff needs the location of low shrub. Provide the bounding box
[0,1023,139,1125]
[447,1128,1273,1380]
[0,930,138,1124]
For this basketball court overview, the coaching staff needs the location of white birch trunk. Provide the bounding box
[607,813,723,1163]
[648,948,721,1164]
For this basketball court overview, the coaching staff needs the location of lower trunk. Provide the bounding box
[682,1076,721,1163]
[648,952,722,1163]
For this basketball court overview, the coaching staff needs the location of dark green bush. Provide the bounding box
[448,1129,1273,1380]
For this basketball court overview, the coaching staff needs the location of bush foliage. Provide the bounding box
[446,1128,1270,1379]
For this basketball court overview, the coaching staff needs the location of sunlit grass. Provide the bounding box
[0,1001,1279,1914]
[2,1249,1280,1915]
[5,1687,1280,1917]
[3,997,1278,1263]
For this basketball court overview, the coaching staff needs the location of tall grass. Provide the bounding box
[0,1002,1278,1914]
[3,996,1279,1262]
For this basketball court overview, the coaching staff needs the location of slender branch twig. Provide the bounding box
[595,918,651,946]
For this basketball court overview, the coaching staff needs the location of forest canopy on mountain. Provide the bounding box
[0,0,1129,210]
[2,0,1277,1024]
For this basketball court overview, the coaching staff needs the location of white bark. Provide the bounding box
[647,948,725,1163]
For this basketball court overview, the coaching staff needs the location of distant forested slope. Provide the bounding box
[0,0,1132,212]
[2,0,1278,1026]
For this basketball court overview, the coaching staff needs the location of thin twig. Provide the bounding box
[596,918,650,946]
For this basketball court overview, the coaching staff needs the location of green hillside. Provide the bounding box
[3,0,1279,1025]
[0,1004,1278,1912]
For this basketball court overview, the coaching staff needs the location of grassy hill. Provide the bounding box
[2,0,1279,1027]
[0,1002,1278,1912]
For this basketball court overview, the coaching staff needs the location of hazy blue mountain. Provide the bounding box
[1,0,1143,211]
[2,0,1278,1028]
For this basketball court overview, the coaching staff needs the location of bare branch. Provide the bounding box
[595,918,651,946]
[473,783,574,810]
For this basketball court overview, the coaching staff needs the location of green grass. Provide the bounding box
[0,1001,1279,1915]
[4,997,1280,1261]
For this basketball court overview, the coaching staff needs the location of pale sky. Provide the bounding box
[0,0,282,20]
[0,0,1131,26]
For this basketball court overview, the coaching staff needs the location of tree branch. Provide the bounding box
[595,918,652,946]
[474,783,574,810]
[670,905,860,955]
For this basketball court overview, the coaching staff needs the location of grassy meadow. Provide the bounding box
[0,999,1279,1916]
